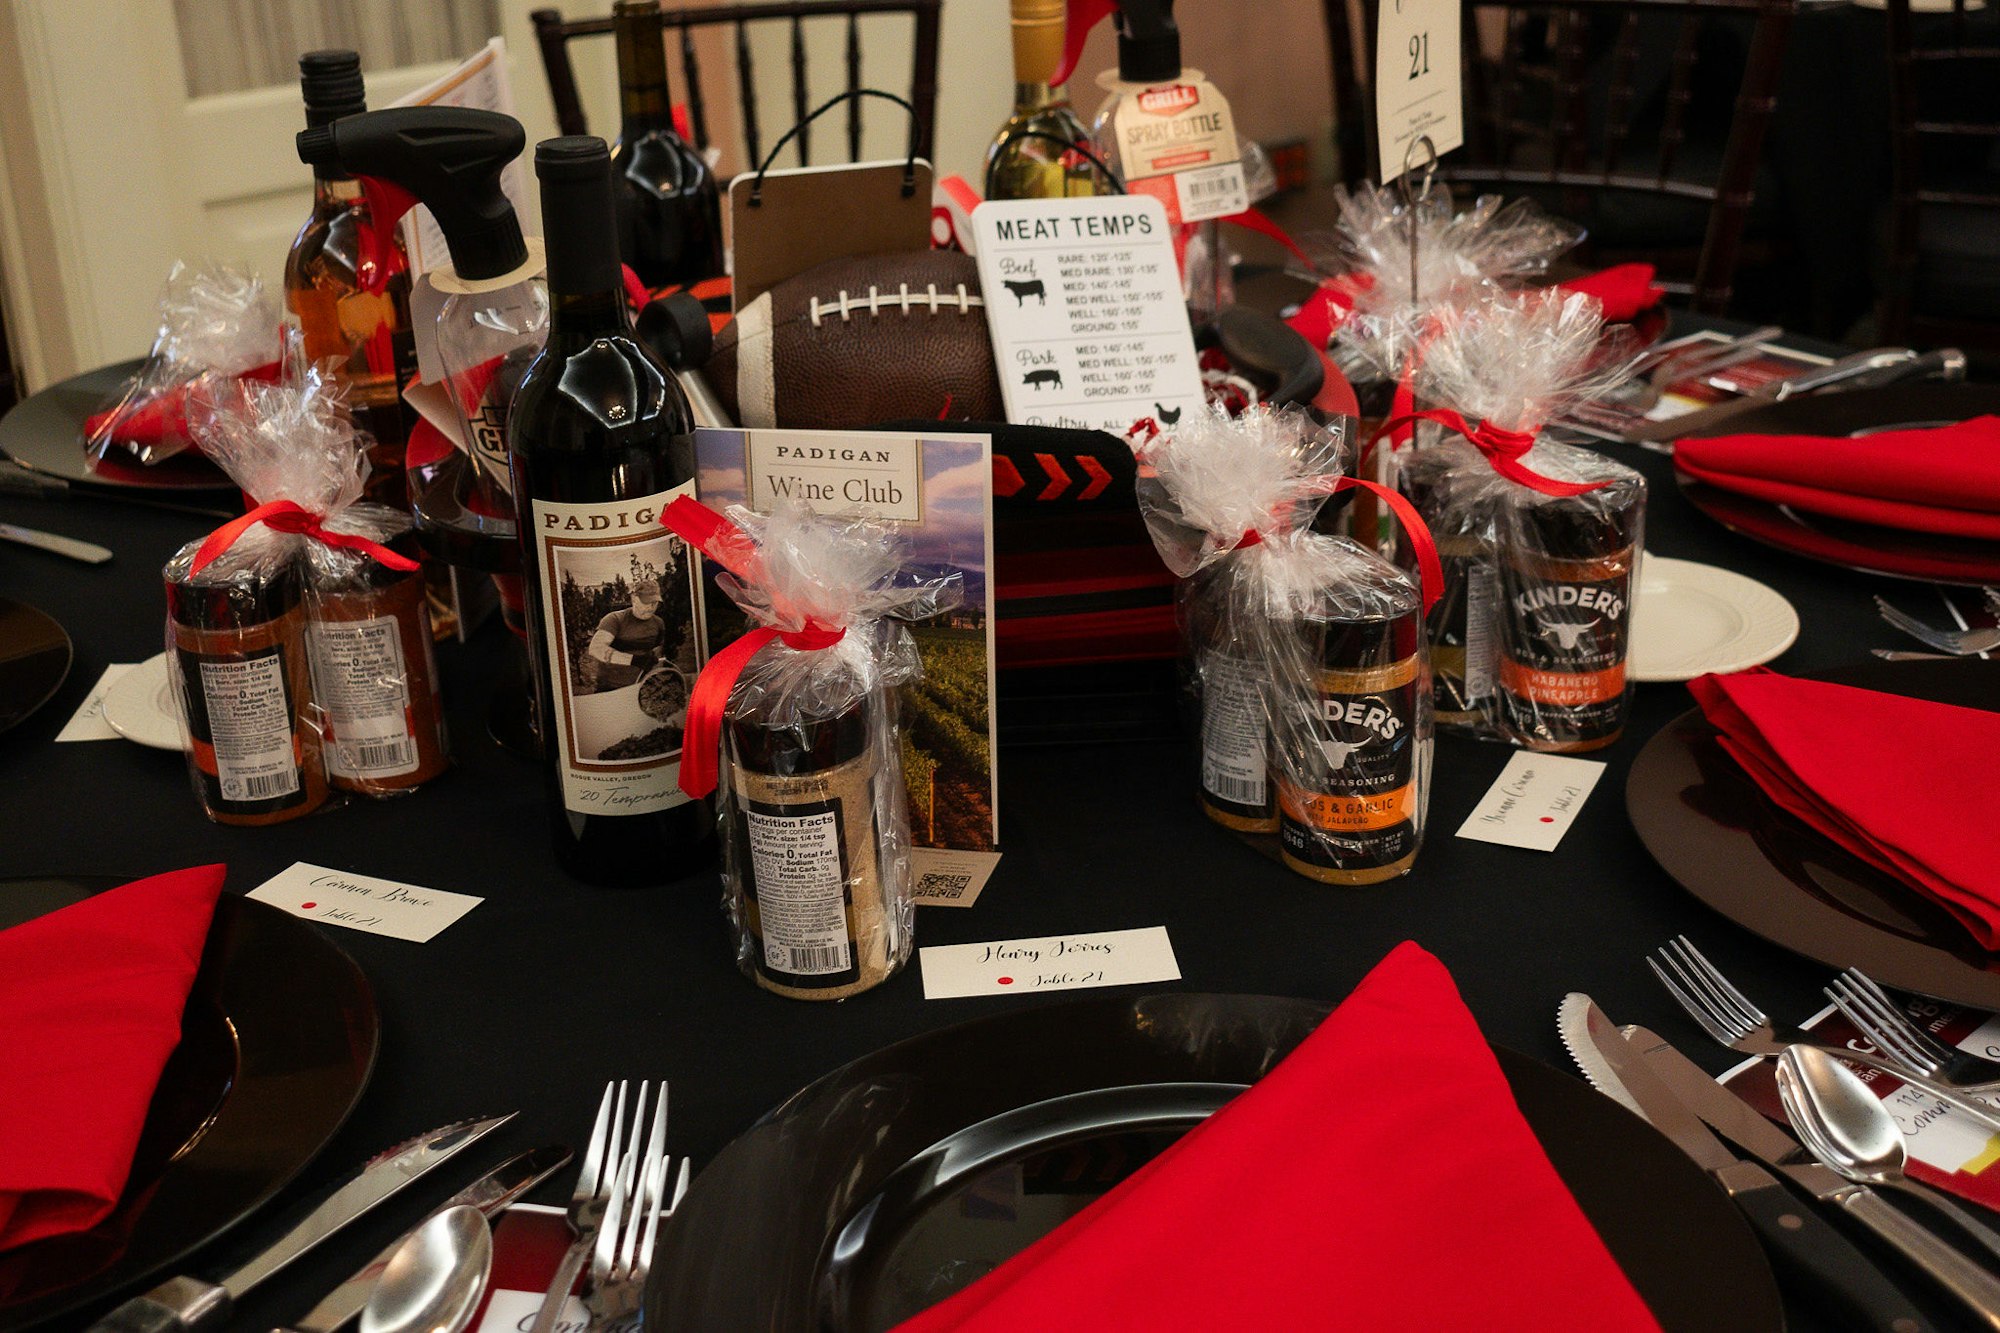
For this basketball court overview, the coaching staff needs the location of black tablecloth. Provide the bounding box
[0,351,1983,1330]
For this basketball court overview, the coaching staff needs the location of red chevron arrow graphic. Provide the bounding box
[1034,452,1070,501]
[1076,455,1112,501]
[993,456,1026,498]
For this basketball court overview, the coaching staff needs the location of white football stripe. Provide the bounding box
[737,294,777,428]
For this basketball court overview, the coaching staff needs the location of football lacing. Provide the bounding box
[807,282,982,327]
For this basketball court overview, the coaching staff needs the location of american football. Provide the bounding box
[706,251,1006,430]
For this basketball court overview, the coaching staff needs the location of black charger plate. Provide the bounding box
[1627,658,2000,1008]
[0,601,71,736]
[1675,381,2000,586]
[0,360,235,493]
[645,991,1779,1332]
[0,878,377,1329]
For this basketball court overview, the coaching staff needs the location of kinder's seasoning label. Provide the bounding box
[1276,623,1426,886]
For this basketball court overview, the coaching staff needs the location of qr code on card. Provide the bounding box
[916,871,974,900]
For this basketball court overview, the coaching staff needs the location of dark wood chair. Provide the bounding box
[1879,0,2000,352]
[1322,0,1796,315]
[530,0,942,171]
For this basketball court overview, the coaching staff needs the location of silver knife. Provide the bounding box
[1559,995,1936,1332]
[1625,1023,2000,1331]
[0,520,112,564]
[88,1114,516,1333]
[287,1143,572,1333]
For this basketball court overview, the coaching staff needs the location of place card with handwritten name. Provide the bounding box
[1454,751,1605,852]
[919,925,1179,1000]
[248,862,481,942]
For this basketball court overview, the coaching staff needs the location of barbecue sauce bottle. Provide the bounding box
[510,136,712,885]
[284,51,417,504]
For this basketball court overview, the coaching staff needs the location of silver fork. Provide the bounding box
[1873,596,2000,656]
[529,1081,648,1333]
[584,1086,690,1328]
[1825,968,2000,1095]
[1647,936,2000,1135]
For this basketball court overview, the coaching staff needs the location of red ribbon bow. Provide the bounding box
[1231,477,1444,618]
[190,499,420,576]
[1368,408,1606,498]
[659,496,847,799]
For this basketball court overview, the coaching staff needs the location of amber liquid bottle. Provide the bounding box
[284,51,418,505]
[511,136,713,886]
[609,1,725,288]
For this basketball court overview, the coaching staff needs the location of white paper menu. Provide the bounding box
[971,195,1205,436]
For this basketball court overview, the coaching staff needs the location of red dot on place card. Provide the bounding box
[1539,817,1555,824]
[997,976,1014,986]
[301,901,317,909]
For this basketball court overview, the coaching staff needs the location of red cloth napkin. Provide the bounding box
[1556,262,1666,323]
[1690,670,2000,947]
[894,943,1659,1333]
[1675,416,2000,541]
[0,866,226,1251]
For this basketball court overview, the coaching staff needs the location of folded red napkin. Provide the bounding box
[0,866,226,1251]
[1690,670,2000,947]
[1675,416,2000,541]
[1556,262,1665,323]
[895,943,1658,1333]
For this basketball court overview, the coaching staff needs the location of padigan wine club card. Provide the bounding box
[695,427,1001,899]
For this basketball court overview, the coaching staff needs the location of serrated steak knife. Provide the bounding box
[87,1113,515,1333]
[1559,995,1931,1332]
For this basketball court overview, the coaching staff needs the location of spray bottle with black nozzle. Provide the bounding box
[1059,0,1257,317]
[296,107,548,515]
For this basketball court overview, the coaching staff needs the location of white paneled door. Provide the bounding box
[0,0,562,390]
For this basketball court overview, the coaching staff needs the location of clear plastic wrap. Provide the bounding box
[673,499,961,1000]
[1312,186,1584,394]
[164,365,445,821]
[1136,405,1435,884]
[86,261,283,466]
[1396,291,1646,750]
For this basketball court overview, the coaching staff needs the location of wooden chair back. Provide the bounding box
[1322,0,1795,315]
[529,0,942,170]
[1880,0,2000,346]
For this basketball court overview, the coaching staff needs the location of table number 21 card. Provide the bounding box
[1375,0,1464,181]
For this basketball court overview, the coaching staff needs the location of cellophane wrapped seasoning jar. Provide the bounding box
[1400,290,1646,748]
[1136,405,1438,882]
[168,358,448,814]
[165,529,326,825]
[663,498,959,1001]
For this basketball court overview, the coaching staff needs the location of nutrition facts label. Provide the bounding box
[972,195,1205,435]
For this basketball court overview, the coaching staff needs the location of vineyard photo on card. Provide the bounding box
[694,427,999,854]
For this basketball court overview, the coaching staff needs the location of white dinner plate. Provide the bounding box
[1628,556,1799,683]
[103,652,184,750]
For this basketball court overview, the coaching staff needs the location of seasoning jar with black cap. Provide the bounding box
[165,530,326,825]
[1266,533,1432,884]
[1494,449,1645,751]
[1394,438,1499,732]
[660,497,962,1002]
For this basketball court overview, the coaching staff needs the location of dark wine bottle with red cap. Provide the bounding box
[509,135,713,886]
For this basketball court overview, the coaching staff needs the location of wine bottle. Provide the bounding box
[985,0,1110,200]
[511,136,714,886]
[284,50,418,505]
[609,0,725,288]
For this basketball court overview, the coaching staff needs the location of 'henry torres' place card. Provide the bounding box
[695,427,1000,890]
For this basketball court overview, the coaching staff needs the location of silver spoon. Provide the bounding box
[359,1204,493,1333]
[1777,1044,2000,1265]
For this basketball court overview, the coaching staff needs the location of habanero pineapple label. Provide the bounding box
[531,482,705,814]
[1099,71,1247,225]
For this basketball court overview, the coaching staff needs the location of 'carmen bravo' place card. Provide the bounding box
[249,862,481,942]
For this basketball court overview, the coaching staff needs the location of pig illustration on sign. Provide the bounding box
[1023,368,1063,390]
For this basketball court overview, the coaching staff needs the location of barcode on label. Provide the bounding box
[242,772,295,800]
[787,943,850,975]
[1185,176,1231,199]
[1202,769,1266,805]
[353,739,414,772]
[917,871,975,900]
